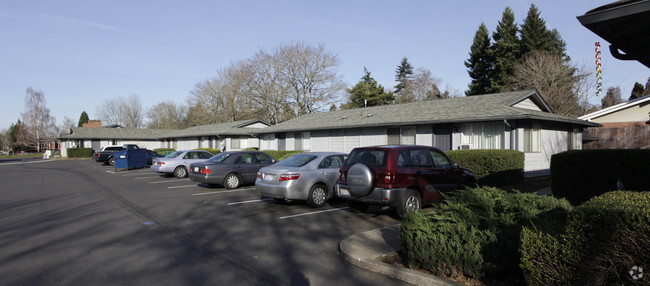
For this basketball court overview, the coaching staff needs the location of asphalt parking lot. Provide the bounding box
[0,159,409,286]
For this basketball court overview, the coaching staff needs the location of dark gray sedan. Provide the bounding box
[189,151,276,189]
[255,152,347,208]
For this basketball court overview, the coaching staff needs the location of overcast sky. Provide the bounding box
[1,0,648,131]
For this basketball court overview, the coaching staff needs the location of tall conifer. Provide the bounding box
[491,7,520,92]
[465,23,495,96]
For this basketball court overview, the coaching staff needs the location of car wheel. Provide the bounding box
[224,173,241,189]
[396,189,421,219]
[173,166,187,178]
[349,201,370,213]
[347,163,374,197]
[108,157,115,166]
[306,184,327,208]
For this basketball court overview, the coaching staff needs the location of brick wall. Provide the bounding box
[82,120,102,128]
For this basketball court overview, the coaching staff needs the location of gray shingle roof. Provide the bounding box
[60,91,598,140]
[257,90,598,133]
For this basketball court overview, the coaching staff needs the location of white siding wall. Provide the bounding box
[311,130,329,151]
[523,127,567,177]
[416,125,433,146]
[344,129,360,153]
[121,140,162,150]
[247,137,259,149]
[286,133,295,151]
[360,127,385,147]
[329,130,345,152]
[176,138,198,150]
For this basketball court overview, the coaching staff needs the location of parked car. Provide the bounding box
[151,150,214,178]
[256,152,347,208]
[146,150,164,166]
[335,145,475,219]
[189,151,276,189]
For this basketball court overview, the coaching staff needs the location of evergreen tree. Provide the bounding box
[344,67,395,108]
[520,4,567,58]
[601,87,624,108]
[78,111,89,127]
[491,7,520,92]
[465,23,495,95]
[630,82,645,100]
[394,57,414,93]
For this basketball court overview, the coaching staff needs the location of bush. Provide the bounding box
[551,149,650,205]
[153,148,175,155]
[193,148,220,155]
[520,191,650,285]
[261,150,304,161]
[399,186,571,281]
[447,149,524,186]
[67,148,93,158]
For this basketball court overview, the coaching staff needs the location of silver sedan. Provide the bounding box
[151,150,214,178]
[256,152,347,208]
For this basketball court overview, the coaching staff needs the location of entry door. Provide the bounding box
[433,125,452,151]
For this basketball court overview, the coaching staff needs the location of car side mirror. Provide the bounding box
[452,162,459,169]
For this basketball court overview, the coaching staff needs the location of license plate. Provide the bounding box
[264,174,274,182]
[339,188,350,197]
[193,167,199,172]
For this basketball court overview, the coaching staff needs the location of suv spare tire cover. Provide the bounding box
[347,163,374,196]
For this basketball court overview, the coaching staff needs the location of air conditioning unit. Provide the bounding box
[461,144,472,150]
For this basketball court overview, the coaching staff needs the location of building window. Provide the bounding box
[231,137,241,150]
[462,122,502,149]
[568,128,581,150]
[524,122,541,153]
[387,127,416,145]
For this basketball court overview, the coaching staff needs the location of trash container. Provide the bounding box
[114,149,147,171]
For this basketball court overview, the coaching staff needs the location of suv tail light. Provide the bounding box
[384,169,394,184]
[339,170,346,181]
[279,173,300,181]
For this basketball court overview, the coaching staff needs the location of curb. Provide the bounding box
[339,226,461,286]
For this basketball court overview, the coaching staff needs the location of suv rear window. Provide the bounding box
[345,150,387,167]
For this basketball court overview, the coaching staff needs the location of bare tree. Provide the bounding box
[248,48,291,124]
[96,95,145,128]
[508,50,581,117]
[147,101,188,129]
[58,116,77,135]
[186,78,221,126]
[277,42,345,115]
[216,60,256,122]
[21,87,56,152]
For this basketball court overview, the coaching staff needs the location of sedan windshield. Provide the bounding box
[276,154,317,167]
[207,153,231,163]
[165,151,183,158]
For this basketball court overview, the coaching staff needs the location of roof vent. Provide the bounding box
[366,113,373,117]
[341,116,348,120]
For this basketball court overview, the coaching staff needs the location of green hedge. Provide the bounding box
[261,150,304,161]
[520,191,650,285]
[67,148,93,158]
[551,149,650,205]
[447,149,524,187]
[399,186,571,281]
[193,148,220,155]
[153,148,176,155]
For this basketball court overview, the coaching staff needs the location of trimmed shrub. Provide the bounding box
[520,191,650,286]
[261,150,304,161]
[193,148,220,155]
[447,149,524,186]
[153,148,175,155]
[67,148,93,158]
[399,186,571,281]
[551,149,650,205]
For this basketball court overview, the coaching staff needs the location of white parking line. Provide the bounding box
[227,198,274,205]
[279,207,350,219]
[122,172,151,176]
[149,179,190,184]
[192,187,256,196]
[134,176,164,180]
[168,185,197,189]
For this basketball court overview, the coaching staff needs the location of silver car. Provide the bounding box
[256,152,347,208]
[151,150,214,178]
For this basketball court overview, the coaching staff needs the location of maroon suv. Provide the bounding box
[335,145,475,219]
